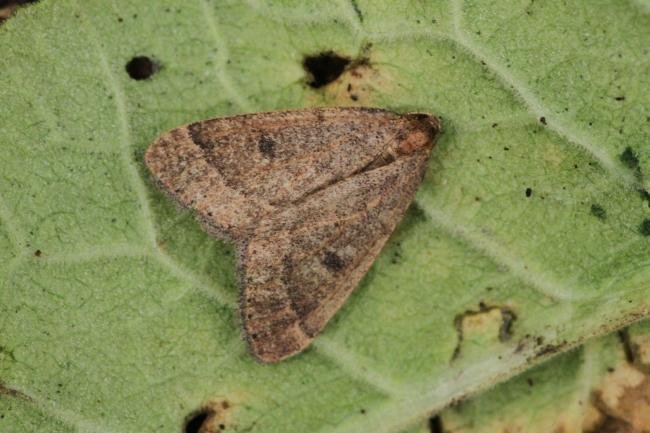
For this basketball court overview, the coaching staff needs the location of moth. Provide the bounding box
[145,107,440,362]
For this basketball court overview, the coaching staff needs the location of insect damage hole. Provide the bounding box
[184,408,214,433]
[303,51,350,88]
[125,56,159,80]
[183,400,231,433]
[429,415,444,433]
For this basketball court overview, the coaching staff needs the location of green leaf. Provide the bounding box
[433,318,650,433]
[1,1,649,432]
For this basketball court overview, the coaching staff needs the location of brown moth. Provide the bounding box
[145,107,440,363]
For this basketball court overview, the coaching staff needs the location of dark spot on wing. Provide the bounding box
[188,122,214,150]
[303,51,351,88]
[258,135,277,158]
[322,251,345,272]
[125,56,159,80]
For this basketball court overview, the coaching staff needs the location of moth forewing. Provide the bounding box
[144,107,440,363]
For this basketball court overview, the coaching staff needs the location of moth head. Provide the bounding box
[397,113,441,155]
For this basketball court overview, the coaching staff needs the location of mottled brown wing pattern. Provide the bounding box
[241,152,431,362]
[144,107,440,363]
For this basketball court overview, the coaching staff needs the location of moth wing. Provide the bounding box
[144,108,414,239]
[240,150,430,362]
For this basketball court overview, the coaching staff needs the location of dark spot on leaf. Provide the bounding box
[0,381,31,401]
[429,415,444,433]
[498,309,517,342]
[360,408,366,414]
[590,204,606,220]
[619,146,640,170]
[349,0,363,22]
[125,56,158,80]
[539,116,547,125]
[638,188,650,207]
[639,218,650,237]
[34,249,41,257]
[258,135,276,158]
[527,378,534,386]
[303,51,350,88]
[534,341,567,358]
[617,329,635,363]
[614,96,626,101]
[184,408,213,433]
[525,187,532,197]
[323,251,345,272]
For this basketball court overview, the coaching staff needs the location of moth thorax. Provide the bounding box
[397,113,439,155]
[397,129,431,154]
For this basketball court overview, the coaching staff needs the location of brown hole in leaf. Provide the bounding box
[125,56,159,80]
[451,303,517,360]
[429,415,444,433]
[183,399,233,433]
[184,409,214,433]
[303,45,388,105]
[590,364,650,433]
[303,51,351,88]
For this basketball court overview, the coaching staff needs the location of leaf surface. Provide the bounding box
[1,1,649,432]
